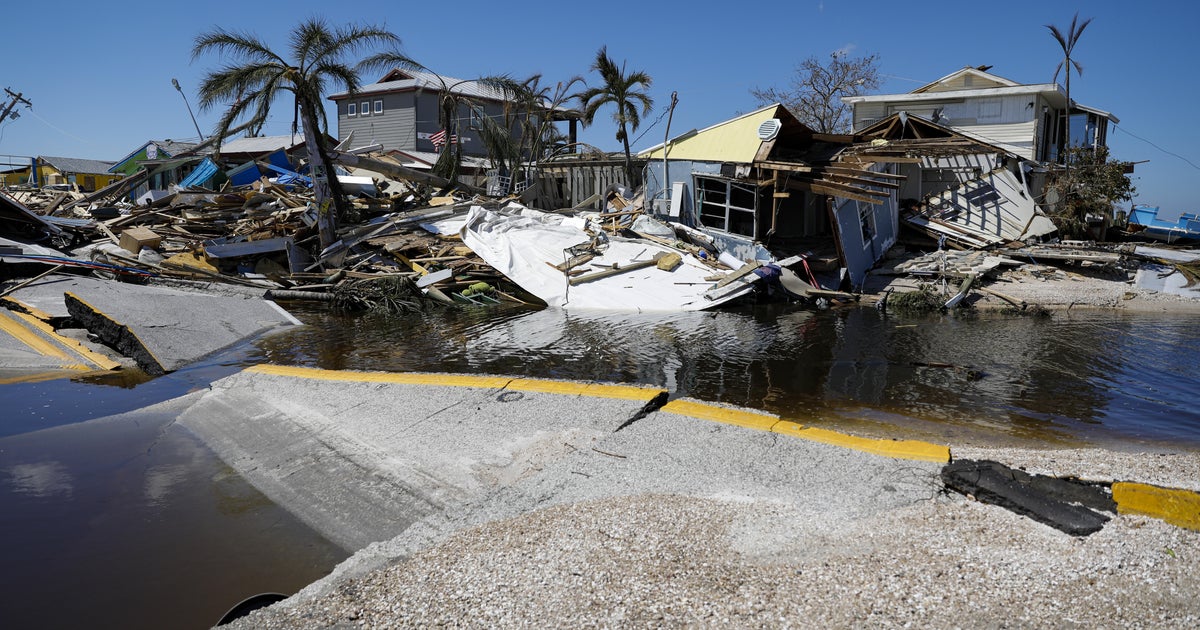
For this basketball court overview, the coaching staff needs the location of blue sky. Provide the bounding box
[1,1,1196,216]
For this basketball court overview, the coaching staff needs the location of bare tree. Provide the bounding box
[751,52,880,134]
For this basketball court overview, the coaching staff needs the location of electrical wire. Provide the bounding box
[1112,124,1200,172]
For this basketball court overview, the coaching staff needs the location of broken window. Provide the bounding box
[694,176,758,237]
[859,202,875,246]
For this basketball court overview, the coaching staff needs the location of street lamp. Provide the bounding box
[171,78,204,141]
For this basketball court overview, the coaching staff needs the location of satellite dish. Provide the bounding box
[757,118,782,141]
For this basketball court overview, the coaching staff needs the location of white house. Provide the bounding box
[841,66,1117,164]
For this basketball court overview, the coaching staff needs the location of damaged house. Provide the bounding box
[634,97,1070,291]
[846,112,1060,250]
[841,66,1125,237]
[637,103,905,290]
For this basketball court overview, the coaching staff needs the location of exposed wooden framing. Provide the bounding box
[842,156,922,164]
[783,176,890,201]
[816,166,907,181]
[826,173,902,190]
[754,160,814,174]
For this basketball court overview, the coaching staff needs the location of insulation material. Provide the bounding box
[460,203,755,311]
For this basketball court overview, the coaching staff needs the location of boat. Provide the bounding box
[1125,204,1200,244]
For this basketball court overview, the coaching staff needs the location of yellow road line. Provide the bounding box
[248,365,663,401]
[660,399,779,432]
[773,422,951,463]
[0,309,87,370]
[1,297,54,322]
[9,310,121,371]
[506,378,662,401]
[661,398,950,463]
[1112,482,1200,531]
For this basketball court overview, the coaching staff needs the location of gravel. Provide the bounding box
[228,487,1199,629]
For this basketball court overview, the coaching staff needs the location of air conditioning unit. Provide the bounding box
[757,118,782,141]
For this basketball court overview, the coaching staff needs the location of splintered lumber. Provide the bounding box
[569,251,669,285]
[977,285,1027,309]
[555,252,595,272]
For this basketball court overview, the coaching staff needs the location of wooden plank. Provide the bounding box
[754,160,814,173]
[816,166,907,181]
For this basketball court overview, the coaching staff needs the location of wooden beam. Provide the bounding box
[816,166,907,181]
[827,174,903,190]
[754,160,814,173]
[809,184,885,204]
[784,178,886,205]
[787,176,891,200]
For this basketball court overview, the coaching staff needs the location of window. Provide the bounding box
[978,98,1002,122]
[694,176,758,237]
[373,100,383,114]
[361,101,370,116]
[469,109,482,130]
[858,202,876,247]
[348,103,356,117]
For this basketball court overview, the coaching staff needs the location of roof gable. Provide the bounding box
[912,67,1021,94]
[330,67,516,103]
[639,104,808,163]
[38,156,116,174]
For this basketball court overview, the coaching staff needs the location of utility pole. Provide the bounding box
[1,88,32,126]
[171,79,204,141]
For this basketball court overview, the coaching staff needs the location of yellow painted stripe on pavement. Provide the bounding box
[1112,482,1200,531]
[250,364,512,388]
[660,399,779,432]
[1,297,54,322]
[0,309,87,369]
[661,398,948,463]
[10,310,121,371]
[249,365,664,401]
[772,422,950,463]
[507,378,662,401]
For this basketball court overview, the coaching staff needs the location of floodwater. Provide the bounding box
[2,301,1199,629]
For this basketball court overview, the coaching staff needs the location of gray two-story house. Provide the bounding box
[329,68,552,159]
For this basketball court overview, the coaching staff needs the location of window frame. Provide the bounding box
[693,175,759,238]
[347,103,356,117]
[373,99,383,114]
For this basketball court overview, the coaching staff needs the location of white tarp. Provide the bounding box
[460,203,756,311]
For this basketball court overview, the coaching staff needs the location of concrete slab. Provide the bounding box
[5,274,300,375]
[177,366,667,551]
[176,364,948,576]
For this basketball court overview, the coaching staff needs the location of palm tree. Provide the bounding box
[578,46,654,186]
[192,19,419,250]
[1047,13,1093,159]
[426,74,524,186]
[470,74,583,194]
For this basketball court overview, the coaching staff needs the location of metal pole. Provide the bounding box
[171,79,204,141]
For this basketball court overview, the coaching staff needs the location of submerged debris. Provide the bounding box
[887,283,948,314]
[331,275,432,314]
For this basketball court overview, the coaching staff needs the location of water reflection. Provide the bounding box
[265,303,1200,449]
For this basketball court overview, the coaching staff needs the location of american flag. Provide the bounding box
[429,129,458,149]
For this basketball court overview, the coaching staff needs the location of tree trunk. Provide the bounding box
[620,122,635,187]
[300,103,346,251]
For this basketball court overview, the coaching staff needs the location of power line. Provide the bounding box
[1112,123,1200,172]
